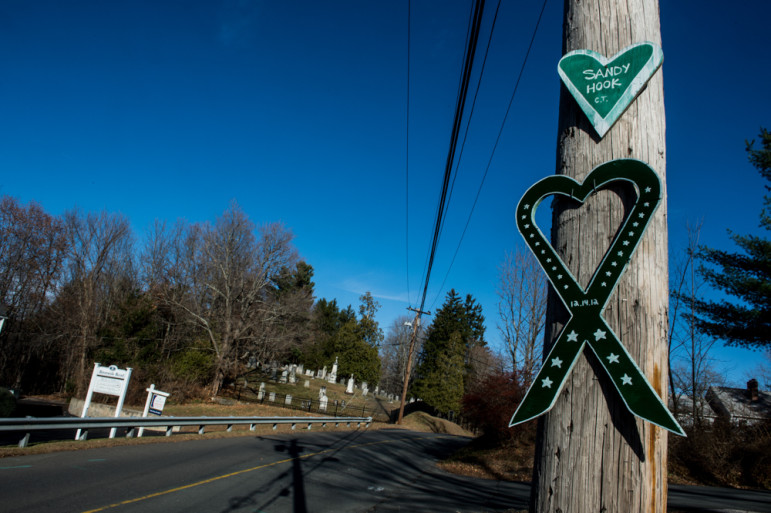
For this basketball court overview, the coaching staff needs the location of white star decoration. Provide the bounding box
[566,330,578,342]
[551,357,563,368]
[541,377,553,388]
[524,204,530,210]
[621,374,633,385]
[593,329,607,341]
[645,187,652,193]
[633,222,639,227]
[623,240,630,246]
[611,261,617,267]
[607,353,619,364]
[601,282,607,287]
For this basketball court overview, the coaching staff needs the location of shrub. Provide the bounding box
[0,387,16,417]
[462,370,531,445]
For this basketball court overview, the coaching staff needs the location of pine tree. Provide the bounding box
[411,289,485,411]
[693,128,771,348]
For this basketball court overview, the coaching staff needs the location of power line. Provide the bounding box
[430,0,550,309]
[405,0,412,307]
[417,0,486,314]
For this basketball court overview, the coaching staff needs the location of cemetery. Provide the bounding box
[219,358,404,423]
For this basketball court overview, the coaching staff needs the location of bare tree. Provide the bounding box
[380,315,420,395]
[0,196,67,388]
[669,221,719,425]
[497,247,547,382]
[155,203,298,396]
[58,209,134,393]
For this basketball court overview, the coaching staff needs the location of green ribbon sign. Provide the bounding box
[509,159,684,436]
[558,42,663,138]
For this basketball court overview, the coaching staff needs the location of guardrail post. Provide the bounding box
[198,425,205,435]
[18,433,30,448]
[165,426,173,437]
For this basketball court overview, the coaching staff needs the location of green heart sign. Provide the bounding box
[558,42,663,138]
[509,159,684,436]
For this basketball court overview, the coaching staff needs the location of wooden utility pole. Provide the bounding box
[530,1,669,512]
[396,307,430,424]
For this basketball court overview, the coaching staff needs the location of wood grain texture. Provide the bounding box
[530,0,669,511]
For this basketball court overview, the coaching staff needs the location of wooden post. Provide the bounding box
[397,307,429,424]
[530,1,669,512]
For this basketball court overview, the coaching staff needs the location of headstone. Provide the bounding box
[288,365,297,385]
[270,367,278,381]
[345,375,354,395]
[304,379,310,388]
[374,386,379,396]
[319,386,327,400]
[297,364,304,375]
[257,382,266,401]
[285,394,292,406]
[362,382,369,396]
[279,370,288,384]
[269,392,276,402]
[321,366,327,380]
[319,395,328,412]
[327,357,338,384]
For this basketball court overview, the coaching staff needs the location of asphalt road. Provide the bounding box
[0,428,769,513]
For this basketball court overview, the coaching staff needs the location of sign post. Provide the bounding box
[76,363,132,440]
[138,384,170,437]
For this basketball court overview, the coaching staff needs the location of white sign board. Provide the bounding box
[76,363,132,441]
[93,366,131,396]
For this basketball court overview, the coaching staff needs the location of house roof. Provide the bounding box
[706,386,771,422]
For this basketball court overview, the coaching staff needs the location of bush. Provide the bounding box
[462,370,531,446]
[669,419,771,489]
[0,387,16,417]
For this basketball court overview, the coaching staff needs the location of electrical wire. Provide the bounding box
[417,0,486,314]
[405,0,412,307]
[430,0,550,310]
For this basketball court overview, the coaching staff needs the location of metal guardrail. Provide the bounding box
[0,415,372,448]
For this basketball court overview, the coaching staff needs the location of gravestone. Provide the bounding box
[321,366,327,380]
[288,365,297,385]
[269,392,276,402]
[304,379,310,388]
[257,382,266,401]
[319,395,328,412]
[327,357,338,384]
[345,375,354,395]
[285,394,292,406]
[279,370,288,384]
[319,386,327,400]
[361,382,368,396]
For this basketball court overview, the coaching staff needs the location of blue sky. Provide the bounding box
[1,1,769,385]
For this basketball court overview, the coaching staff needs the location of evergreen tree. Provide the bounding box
[411,289,486,411]
[693,128,771,348]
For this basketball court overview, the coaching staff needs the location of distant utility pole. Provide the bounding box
[396,306,430,424]
[530,1,669,512]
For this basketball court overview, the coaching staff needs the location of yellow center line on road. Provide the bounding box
[81,434,444,512]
